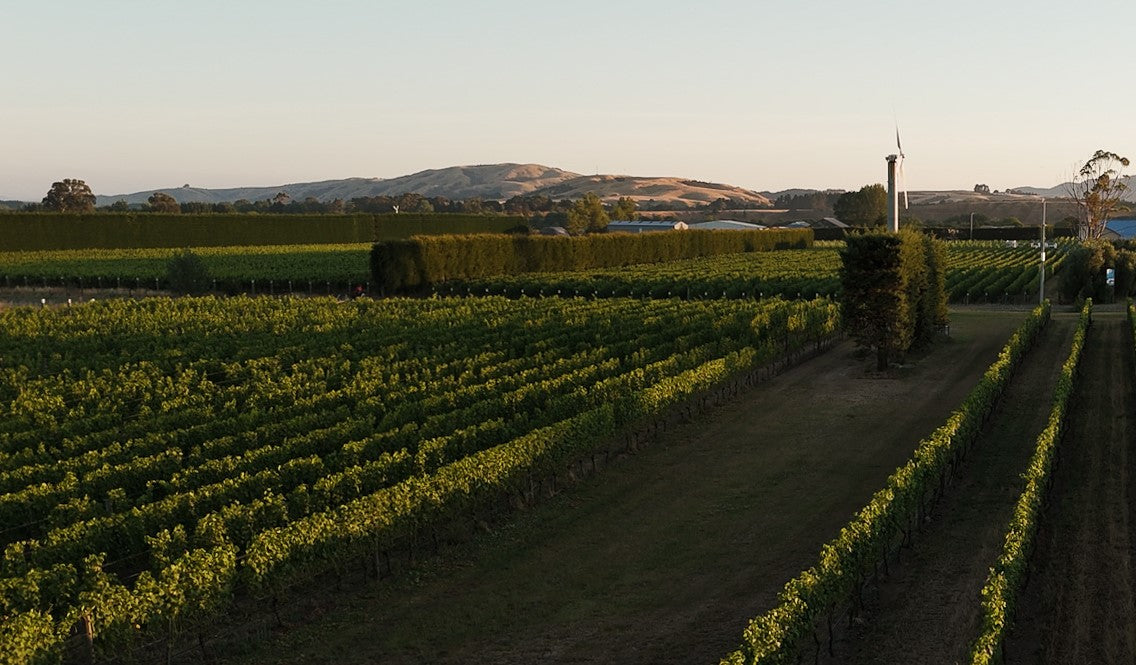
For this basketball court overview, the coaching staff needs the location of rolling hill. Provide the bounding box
[94,164,772,208]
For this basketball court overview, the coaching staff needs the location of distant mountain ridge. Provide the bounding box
[94,163,773,208]
[1013,176,1136,202]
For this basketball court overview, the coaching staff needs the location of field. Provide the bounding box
[215,309,1032,665]
[0,294,839,662]
[450,240,1073,304]
[1005,307,1136,663]
[0,245,373,294]
[0,239,1131,665]
[0,239,1072,303]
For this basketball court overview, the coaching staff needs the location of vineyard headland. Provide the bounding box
[2,236,1129,665]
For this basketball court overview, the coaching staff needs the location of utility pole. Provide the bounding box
[969,212,974,239]
[1039,199,1047,305]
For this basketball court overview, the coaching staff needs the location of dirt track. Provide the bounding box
[220,310,1028,665]
[1007,309,1136,663]
[833,314,1076,664]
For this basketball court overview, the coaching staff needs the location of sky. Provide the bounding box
[3,0,1134,201]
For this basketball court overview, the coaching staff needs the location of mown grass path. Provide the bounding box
[216,311,1027,665]
[833,313,1077,664]
[1006,309,1136,664]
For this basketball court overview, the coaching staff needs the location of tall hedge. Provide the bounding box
[370,228,813,292]
[1056,239,1136,303]
[840,230,948,370]
[0,213,520,251]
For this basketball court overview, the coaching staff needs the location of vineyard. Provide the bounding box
[2,235,1127,665]
[0,239,1070,303]
[0,295,840,662]
[448,240,1071,303]
[0,245,373,295]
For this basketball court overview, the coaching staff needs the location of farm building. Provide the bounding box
[607,220,689,233]
[1105,218,1136,239]
[689,220,767,231]
[772,218,848,230]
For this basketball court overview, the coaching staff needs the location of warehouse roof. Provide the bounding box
[607,220,689,232]
[689,220,767,231]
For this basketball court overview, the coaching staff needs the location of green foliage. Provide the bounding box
[450,247,843,300]
[146,192,180,214]
[451,240,1070,306]
[923,235,950,330]
[166,249,211,295]
[0,244,373,293]
[946,240,1073,302]
[372,229,814,293]
[0,213,519,251]
[722,301,1052,665]
[611,196,639,221]
[1116,249,1136,297]
[565,192,609,235]
[41,179,95,213]
[840,231,949,369]
[968,299,1091,664]
[833,184,887,227]
[0,610,62,665]
[1058,240,1117,303]
[839,233,903,370]
[0,295,842,660]
[0,238,1071,306]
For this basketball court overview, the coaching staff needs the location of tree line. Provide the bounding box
[772,190,844,210]
[11,179,741,220]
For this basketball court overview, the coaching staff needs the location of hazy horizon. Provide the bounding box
[4,0,1133,201]
[1,163,1074,203]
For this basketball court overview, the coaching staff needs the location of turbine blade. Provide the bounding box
[899,159,909,209]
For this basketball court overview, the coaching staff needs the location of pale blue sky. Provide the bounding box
[3,0,1133,200]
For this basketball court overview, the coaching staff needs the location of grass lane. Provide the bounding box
[210,310,1027,665]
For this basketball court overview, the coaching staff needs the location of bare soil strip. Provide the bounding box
[833,314,1077,665]
[219,311,1027,665]
[1006,310,1136,664]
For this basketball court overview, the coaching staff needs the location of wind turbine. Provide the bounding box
[886,125,909,233]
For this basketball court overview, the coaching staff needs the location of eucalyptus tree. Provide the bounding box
[1066,149,1130,239]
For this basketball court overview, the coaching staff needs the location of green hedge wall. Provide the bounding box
[370,228,814,292]
[0,213,521,251]
[840,230,948,370]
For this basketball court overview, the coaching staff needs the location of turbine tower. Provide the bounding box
[886,127,908,233]
[886,154,899,233]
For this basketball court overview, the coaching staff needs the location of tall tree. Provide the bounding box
[841,233,903,370]
[840,231,947,370]
[833,184,887,227]
[566,192,609,234]
[1066,149,1131,239]
[611,196,638,221]
[42,179,96,213]
[147,192,180,213]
